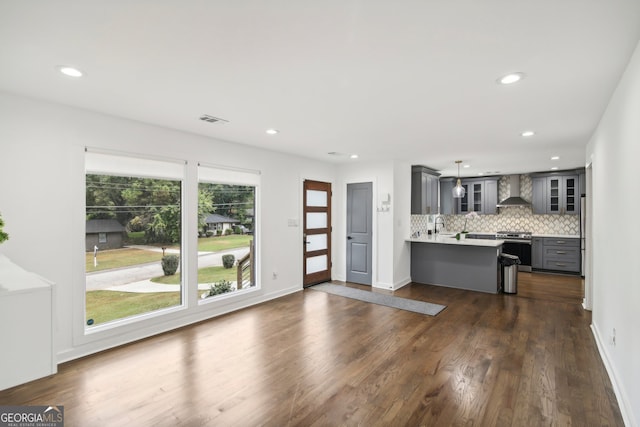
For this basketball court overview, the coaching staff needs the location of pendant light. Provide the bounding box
[452,160,466,198]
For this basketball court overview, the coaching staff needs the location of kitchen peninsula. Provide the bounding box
[408,235,504,294]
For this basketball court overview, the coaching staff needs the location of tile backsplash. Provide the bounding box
[410,175,580,236]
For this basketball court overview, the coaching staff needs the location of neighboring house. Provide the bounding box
[203,213,240,234]
[85,219,126,251]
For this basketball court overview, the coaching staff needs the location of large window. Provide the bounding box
[85,151,185,328]
[197,164,259,301]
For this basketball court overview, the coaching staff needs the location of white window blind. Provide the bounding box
[198,163,261,186]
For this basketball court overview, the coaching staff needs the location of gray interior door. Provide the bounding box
[346,182,373,285]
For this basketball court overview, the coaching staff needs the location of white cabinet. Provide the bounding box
[0,255,56,390]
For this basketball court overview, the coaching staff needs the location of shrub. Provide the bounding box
[161,254,179,276]
[205,230,215,237]
[216,230,222,236]
[224,228,233,236]
[222,254,235,269]
[202,280,233,298]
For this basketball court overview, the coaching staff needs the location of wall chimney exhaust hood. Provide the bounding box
[497,175,531,207]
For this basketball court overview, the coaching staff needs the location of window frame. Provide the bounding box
[196,163,261,305]
[82,149,188,335]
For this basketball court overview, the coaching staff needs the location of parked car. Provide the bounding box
[238,225,252,235]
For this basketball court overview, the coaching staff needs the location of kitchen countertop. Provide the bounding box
[406,234,504,248]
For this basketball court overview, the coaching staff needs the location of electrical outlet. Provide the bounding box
[272,271,278,279]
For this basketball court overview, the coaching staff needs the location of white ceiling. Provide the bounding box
[1,1,639,177]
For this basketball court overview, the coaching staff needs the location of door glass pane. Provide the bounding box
[306,234,327,251]
[307,212,327,229]
[306,254,327,274]
[306,190,327,207]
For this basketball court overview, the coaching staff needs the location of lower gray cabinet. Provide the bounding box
[532,237,543,269]
[533,237,580,273]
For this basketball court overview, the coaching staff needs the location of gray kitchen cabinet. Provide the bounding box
[456,177,499,214]
[439,178,455,214]
[531,172,580,215]
[531,177,547,214]
[532,237,543,269]
[484,179,498,214]
[533,237,580,273]
[411,166,440,215]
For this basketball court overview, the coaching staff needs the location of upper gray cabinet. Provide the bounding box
[439,178,455,215]
[532,172,581,215]
[439,177,498,215]
[411,166,440,215]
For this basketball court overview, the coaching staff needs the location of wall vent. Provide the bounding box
[199,114,228,124]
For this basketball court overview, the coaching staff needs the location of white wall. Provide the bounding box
[587,40,640,427]
[335,160,412,290]
[0,92,336,362]
[392,160,412,287]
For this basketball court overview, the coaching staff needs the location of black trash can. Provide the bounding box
[500,253,521,294]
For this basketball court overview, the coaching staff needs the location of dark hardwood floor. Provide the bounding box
[0,272,623,426]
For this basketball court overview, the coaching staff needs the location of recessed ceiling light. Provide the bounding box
[551,156,560,160]
[57,66,83,78]
[477,172,484,176]
[550,166,559,170]
[521,130,535,137]
[497,72,525,85]
[350,154,359,159]
[463,164,470,168]
[266,129,279,135]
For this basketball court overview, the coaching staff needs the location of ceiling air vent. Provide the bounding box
[199,114,228,124]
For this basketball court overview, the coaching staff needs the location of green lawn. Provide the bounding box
[151,265,236,284]
[197,234,252,252]
[86,247,164,272]
[86,290,180,325]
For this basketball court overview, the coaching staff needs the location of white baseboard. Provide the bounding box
[373,276,411,291]
[394,276,412,290]
[591,323,635,427]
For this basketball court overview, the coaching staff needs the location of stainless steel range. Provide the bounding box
[496,231,532,272]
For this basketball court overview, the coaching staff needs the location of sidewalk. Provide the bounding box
[86,247,249,292]
[104,280,233,293]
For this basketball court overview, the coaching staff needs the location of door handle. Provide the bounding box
[347,236,353,240]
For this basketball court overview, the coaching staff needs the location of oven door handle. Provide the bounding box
[502,239,532,245]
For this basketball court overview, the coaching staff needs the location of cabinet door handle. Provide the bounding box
[556,240,565,244]
[556,251,566,254]
[555,263,566,267]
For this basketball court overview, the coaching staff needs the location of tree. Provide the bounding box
[86,174,182,244]
[199,183,255,228]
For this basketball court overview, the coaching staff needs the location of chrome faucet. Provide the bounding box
[434,216,446,234]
